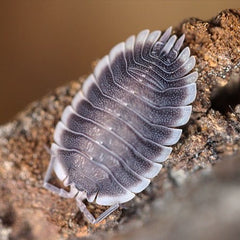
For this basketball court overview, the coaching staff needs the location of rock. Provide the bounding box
[110,153,240,240]
[0,9,240,240]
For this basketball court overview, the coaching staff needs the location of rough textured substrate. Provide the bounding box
[0,9,240,240]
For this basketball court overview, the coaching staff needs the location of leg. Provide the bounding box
[43,182,77,198]
[43,157,77,198]
[94,203,120,223]
[43,144,51,155]
[75,195,119,224]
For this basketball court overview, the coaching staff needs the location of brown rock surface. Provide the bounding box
[0,9,240,240]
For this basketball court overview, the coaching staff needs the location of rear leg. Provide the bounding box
[43,156,77,198]
[76,194,119,224]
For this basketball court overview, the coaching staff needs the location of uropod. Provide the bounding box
[43,27,197,224]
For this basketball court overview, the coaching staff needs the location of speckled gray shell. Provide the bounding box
[51,28,197,206]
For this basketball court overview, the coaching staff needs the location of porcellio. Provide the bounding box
[43,27,197,224]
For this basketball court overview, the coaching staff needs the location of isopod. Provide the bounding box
[43,27,197,224]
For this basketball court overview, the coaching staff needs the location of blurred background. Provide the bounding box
[0,0,239,124]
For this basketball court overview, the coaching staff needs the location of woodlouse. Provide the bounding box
[43,27,197,224]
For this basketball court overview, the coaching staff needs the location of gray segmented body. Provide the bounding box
[44,27,197,223]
